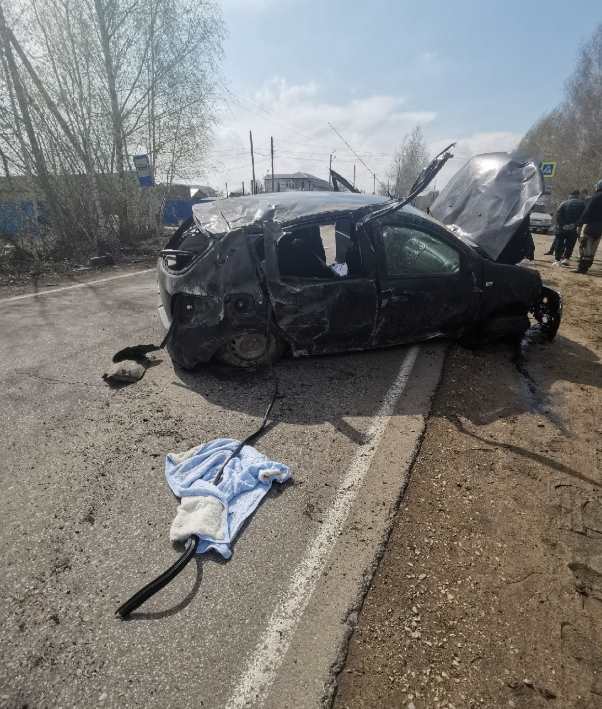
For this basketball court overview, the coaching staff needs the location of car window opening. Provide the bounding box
[277,220,366,280]
[162,220,212,271]
[380,222,461,276]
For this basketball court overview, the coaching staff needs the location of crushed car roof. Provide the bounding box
[191,191,393,235]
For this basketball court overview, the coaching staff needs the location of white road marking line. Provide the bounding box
[0,268,155,304]
[226,345,420,709]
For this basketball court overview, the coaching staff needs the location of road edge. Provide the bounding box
[253,343,447,709]
[323,344,447,707]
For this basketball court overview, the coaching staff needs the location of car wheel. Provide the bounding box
[531,287,562,340]
[216,331,285,368]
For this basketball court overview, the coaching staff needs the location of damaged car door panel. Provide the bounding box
[262,216,379,355]
[369,213,478,346]
[157,191,561,370]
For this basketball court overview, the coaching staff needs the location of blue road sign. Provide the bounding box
[540,161,557,178]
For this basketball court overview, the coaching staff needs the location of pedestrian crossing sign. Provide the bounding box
[540,161,557,178]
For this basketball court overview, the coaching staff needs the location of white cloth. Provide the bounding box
[165,438,291,558]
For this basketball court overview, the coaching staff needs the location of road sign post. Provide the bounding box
[133,154,154,188]
[540,161,557,178]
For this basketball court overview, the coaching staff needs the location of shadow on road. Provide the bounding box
[171,344,429,445]
[121,556,203,622]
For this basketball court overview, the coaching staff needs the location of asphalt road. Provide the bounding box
[0,269,444,709]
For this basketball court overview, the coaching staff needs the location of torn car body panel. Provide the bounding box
[159,222,268,369]
[157,189,560,370]
[262,216,379,355]
[429,152,544,261]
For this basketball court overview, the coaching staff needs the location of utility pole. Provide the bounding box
[249,130,256,195]
[329,153,333,188]
[373,174,376,195]
[353,163,356,188]
[225,182,228,198]
[270,136,275,193]
[242,181,245,196]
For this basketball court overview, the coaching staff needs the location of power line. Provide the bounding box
[327,122,386,190]
[216,79,319,146]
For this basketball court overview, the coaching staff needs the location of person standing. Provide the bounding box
[577,180,602,273]
[553,190,585,266]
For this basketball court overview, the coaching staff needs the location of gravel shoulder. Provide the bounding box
[334,236,602,709]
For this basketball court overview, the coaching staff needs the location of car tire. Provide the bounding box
[216,331,286,368]
[531,287,562,341]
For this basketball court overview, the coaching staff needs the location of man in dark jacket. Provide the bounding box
[577,180,602,273]
[553,190,585,266]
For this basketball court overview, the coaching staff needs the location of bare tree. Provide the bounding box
[566,23,602,187]
[517,23,602,201]
[384,126,430,199]
[0,2,66,239]
[0,0,223,259]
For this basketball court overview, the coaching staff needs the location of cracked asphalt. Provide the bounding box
[0,268,443,709]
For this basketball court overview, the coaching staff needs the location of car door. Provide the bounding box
[370,212,477,346]
[263,218,378,355]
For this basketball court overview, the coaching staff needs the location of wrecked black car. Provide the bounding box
[157,187,561,369]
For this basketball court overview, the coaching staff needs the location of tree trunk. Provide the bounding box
[0,1,65,241]
[94,0,130,240]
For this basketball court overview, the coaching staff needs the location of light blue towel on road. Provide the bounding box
[165,438,290,559]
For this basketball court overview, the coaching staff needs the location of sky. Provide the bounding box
[199,0,600,194]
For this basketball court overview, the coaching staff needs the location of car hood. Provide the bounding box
[430,153,543,260]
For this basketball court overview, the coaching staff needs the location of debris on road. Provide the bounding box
[102,360,146,384]
[116,438,290,618]
[166,438,290,556]
[103,327,172,385]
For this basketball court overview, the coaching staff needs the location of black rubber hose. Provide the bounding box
[212,374,279,487]
[115,534,200,619]
[112,309,176,363]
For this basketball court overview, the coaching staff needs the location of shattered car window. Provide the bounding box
[167,220,210,254]
[277,219,366,280]
[163,220,211,271]
[380,222,460,276]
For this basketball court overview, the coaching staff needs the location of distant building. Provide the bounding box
[264,172,331,193]
[191,186,218,199]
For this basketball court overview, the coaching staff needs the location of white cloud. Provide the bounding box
[201,77,437,193]
[193,78,522,195]
[453,131,522,156]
